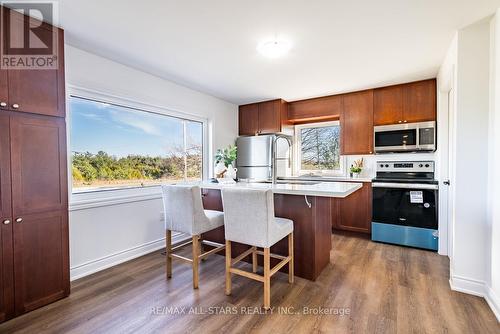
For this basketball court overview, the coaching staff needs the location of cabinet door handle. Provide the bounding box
[398,120,402,123]
[15,217,23,223]
[0,102,6,107]
[403,120,407,123]
[12,104,19,109]
[304,195,312,208]
[2,219,10,225]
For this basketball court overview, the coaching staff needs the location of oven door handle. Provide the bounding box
[372,182,439,190]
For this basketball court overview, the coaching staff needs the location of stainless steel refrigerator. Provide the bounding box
[236,134,292,181]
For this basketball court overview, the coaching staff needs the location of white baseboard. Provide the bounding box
[449,275,485,296]
[485,286,500,322]
[70,233,190,281]
[450,275,500,322]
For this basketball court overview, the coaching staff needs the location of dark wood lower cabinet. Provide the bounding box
[201,189,332,281]
[13,210,69,313]
[333,182,372,234]
[0,220,14,323]
[9,114,68,216]
[0,112,69,322]
[0,114,14,323]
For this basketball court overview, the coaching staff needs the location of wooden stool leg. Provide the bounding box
[263,247,271,309]
[288,232,294,284]
[225,240,232,295]
[192,235,200,289]
[200,237,207,262]
[166,230,172,279]
[252,246,257,273]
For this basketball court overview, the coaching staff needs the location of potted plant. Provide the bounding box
[215,145,237,178]
[349,158,364,178]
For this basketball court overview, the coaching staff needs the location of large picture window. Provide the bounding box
[295,121,345,176]
[70,96,204,193]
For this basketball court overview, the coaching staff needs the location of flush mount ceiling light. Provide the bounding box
[257,38,291,59]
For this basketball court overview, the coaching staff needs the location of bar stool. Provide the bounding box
[221,188,294,309]
[161,184,225,289]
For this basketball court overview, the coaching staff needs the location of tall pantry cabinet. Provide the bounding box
[0,6,69,322]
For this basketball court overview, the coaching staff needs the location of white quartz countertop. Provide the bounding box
[279,176,373,183]
[197,181,363,198]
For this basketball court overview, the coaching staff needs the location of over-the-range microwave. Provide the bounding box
[374,121,436,153]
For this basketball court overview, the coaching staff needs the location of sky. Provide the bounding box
[70,97,203,158]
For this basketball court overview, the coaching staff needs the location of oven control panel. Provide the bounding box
[376,161,434,173]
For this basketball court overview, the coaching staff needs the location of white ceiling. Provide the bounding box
[59,0,500,104]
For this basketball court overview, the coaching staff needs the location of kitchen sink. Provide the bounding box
[277,180,321,185]
[252,180,321,185]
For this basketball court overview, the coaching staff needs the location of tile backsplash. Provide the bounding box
[345,152,437,179]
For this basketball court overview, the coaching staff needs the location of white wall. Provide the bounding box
[438,15,500,320]
[451,18,490,291]
[487,10,500,321]
[436,35,457,258]
[65,45,238,280]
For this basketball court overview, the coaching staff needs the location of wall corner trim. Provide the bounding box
[485,286,500,322]
[450,275,500,321]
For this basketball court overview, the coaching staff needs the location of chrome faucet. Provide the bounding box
[272,134,293,184]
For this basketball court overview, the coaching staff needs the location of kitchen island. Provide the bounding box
[198,181,362,281]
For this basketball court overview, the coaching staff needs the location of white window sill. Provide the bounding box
[69,186,163,211]
[297,171,347,178]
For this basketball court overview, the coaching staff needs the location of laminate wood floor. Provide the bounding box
[0,232,498,334]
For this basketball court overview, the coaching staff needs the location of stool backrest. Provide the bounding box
[161,184,206,235]
[221,188,274,247]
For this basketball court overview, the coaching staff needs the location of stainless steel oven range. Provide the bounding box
[371,161,439,251]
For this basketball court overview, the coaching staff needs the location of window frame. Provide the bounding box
[293,120,346,177]
[67,86,209,207]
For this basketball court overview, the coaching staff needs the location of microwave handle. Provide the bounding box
[416,123,420,150]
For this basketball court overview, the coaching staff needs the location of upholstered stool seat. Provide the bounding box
[221,187,294,309]
[161,184,225,289]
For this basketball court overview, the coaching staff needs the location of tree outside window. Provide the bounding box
[70,96,203,193]
[296,121,345,175]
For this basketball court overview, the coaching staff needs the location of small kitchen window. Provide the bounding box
[294,121,346,176]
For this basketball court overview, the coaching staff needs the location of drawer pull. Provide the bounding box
[0,102,6,107]
[15,217,23,223]
[12,104,19,109]
[2,219,10,225]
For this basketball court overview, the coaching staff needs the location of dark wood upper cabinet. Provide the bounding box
[0,115,12,223]
[258,100,281,134]
[0,7,69,323]
[9,114,69,314]
[0,114,14,322]
[333,182,372,234]
[0,6,66,118]
[10,114,68,216]
[288,95,342,122]
[374,79,436,125]
[403,79,436,123]
[8,67,62,117]
[239,103,259,136]
[341,90,374,155]
[0,70,8,110]
[240,79,435,153]
[373,85,403,125]
[238,99,288,136]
